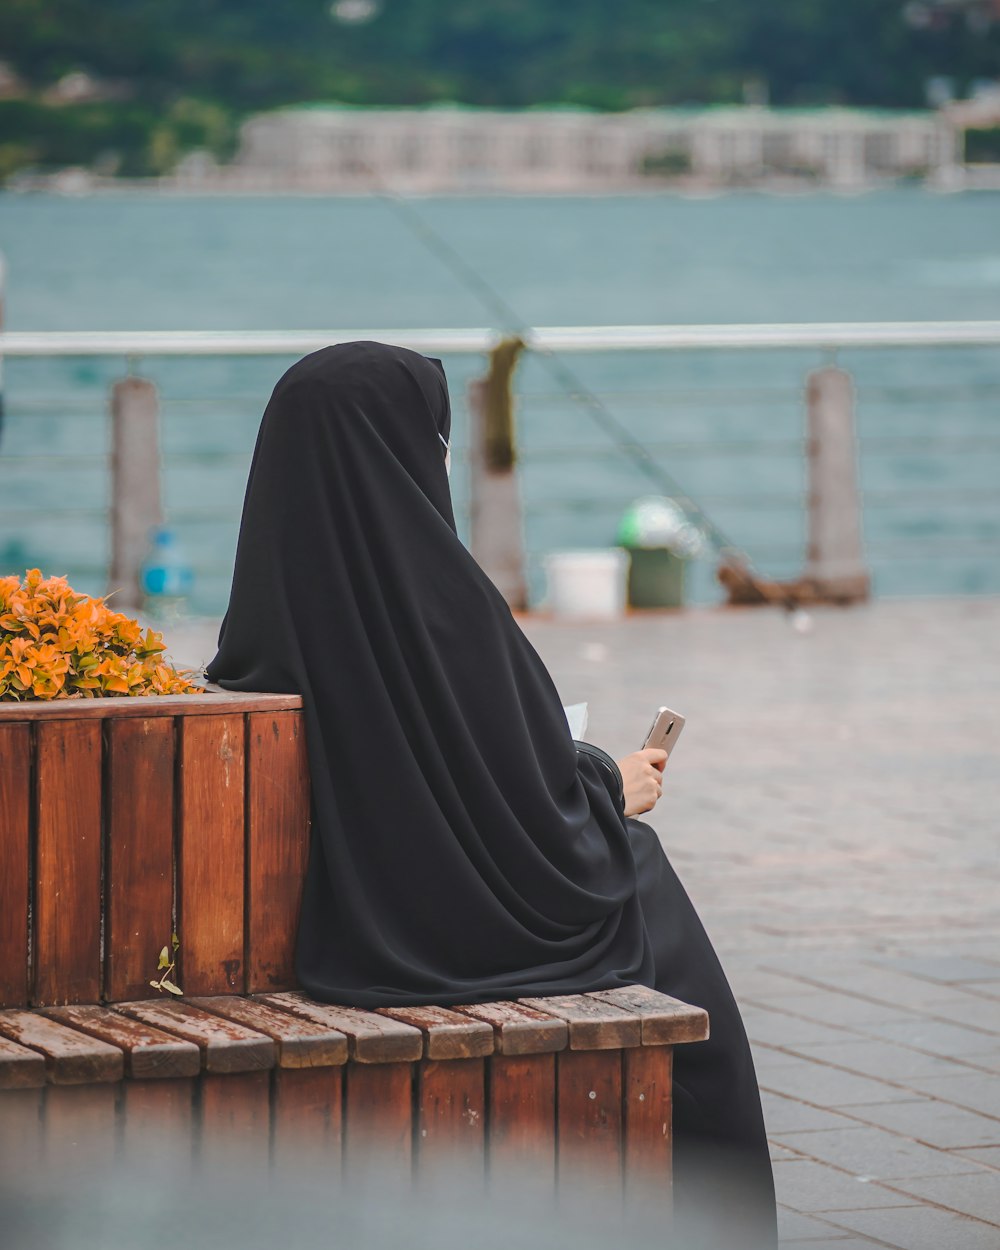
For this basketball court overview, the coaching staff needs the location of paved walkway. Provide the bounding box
[169,597,1000,1249]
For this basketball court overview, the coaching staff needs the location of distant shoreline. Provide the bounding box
[6,172,999,199]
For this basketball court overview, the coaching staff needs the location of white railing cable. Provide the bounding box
[2,322,1000,356]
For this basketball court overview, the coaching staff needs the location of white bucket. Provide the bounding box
[544,548,630,620]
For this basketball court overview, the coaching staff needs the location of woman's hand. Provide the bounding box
[616,748,668,817]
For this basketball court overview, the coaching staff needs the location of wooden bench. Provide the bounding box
[0,986,708,1200]
[0,689,709,1203]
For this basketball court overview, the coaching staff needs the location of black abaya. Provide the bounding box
[207,341,775,1246]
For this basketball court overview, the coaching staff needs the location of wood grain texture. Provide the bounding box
[193,995,348,1068]
[521,993,641,1050]
[556,1049,623,1194]
[0,1009,123,1084]
[200,1070,271,1170]
[0,723,30,1007]
[377,1004,494,1060]
[246,710,310,993]
[122,1078,196,1171]
[44,1083,118,1178]
[455,1000,567,1056]
[105,717,175,1002]
[416,1058,485,1186]
[45,1004,200,1080]
[344,1061,413,1180]
[0,1088,44,1189]
[115,1000,274,1074]
[273,1067,343,1174]
[178,714,245,996]
[259,993,423,1063]
[0,691,302,721]
[593,985,710,1046]
[34,719,103,1005]
[487,1053,556,1182]
[0,1034,47,1088]
[623,1044,673,1196]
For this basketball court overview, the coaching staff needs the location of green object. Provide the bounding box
[625,547,686,609]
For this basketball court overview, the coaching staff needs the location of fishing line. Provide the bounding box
[369,174,782,600]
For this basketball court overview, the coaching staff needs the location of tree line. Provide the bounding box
[1,0,996,179]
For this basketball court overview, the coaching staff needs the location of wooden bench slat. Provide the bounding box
[452,1000,568,1056]
[245,711,310,994]
[258,993,424,1063]
[115,1001,274,1074]
[519,993,642,1050]
[0,723,30,1008]
[178,715,246,996]
[0,1034,47,1089]
[375,1005,494,1060]
[591,985,710,1045]
[43,1005,201,1080]
[105,718,176,1003]
[0,1009,123,1084]
[34,720,103,1005]
[192,995,348,1068]
[0,691,303,721]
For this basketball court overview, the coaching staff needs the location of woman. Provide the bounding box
[207,341,775,1247]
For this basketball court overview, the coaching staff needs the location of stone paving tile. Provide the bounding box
[750,995,922,1030]
[866,956,1000,985]
[893,1073,1000,1118]
[785,1039,983,1083]
[761,1091,861,1136]
[777,1209,859,1241]
[838,1099,1000,1150]
[780,1240,883,1249]
[882,1171,1000,1224]
[819,1205,1000,1249]
[856,1018,1000,1056]
[952,1146,1000,1169]
[743,1009,863,1049]
[773,1159,921,1213]
[772,1125,989,1181]
[936,994,1000,1034]
[756,1057,922,1108]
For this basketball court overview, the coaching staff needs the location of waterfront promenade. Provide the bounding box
[170,595,1000,1248]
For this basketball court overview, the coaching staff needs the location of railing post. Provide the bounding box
[467,338,528,610]
[803,366,870,603]
[109,376,163,610]
[0,250,6,447]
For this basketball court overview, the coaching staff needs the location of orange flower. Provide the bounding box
[0,570,199,702]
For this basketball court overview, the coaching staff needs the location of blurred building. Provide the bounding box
[212,104,959,193]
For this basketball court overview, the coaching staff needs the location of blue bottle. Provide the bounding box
[140,527,194,621]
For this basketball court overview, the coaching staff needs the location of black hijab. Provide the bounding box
[207,341,652,1006]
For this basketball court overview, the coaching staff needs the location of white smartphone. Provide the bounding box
[642,706,686,757]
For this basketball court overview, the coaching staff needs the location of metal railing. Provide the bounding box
[0,322,998,612]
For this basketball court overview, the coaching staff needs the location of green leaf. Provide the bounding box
[162,980,183,996]
[157,945,170,969]
[171,932,180,951]
[149,979,161,989]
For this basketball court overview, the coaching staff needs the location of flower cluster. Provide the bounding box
[0,569,200,701]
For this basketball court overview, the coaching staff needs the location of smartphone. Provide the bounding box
[642,706,686,757]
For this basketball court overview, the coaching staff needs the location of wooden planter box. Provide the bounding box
[0,691,310,1009]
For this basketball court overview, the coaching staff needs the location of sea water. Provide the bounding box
[0,188,997,611]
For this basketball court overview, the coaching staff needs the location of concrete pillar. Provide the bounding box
[804,366,870,602]
[467,341,528,610]
[109,376,163,609]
